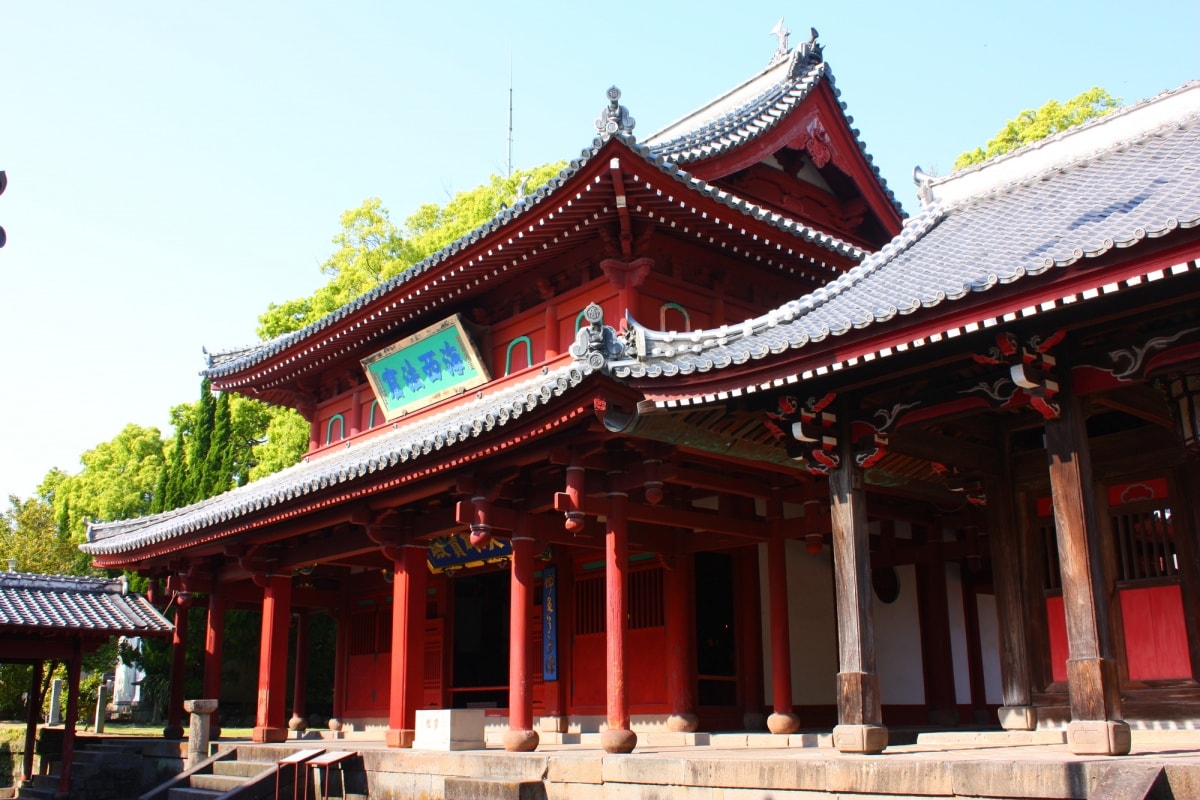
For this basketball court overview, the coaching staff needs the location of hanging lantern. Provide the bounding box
[1166,372,1200,455]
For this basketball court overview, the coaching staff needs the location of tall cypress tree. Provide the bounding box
[164,426,187,510]
[187,378,216,503]
[203,390,232,497]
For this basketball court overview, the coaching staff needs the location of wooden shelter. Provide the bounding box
[0,571,172,792]
[82,29,1200,757]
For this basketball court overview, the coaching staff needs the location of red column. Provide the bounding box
[291,610,310,732]
[665,553,698,732]
[22,662,43,782]
[253,575,292,743]
[601,485,637,754]
[766,494,799,734]
[386,542,426,748]
[504,531,540,751]
[59,652,81,796]
[330,607,348,729]
[203,591,226,739]
[164,593,191,739]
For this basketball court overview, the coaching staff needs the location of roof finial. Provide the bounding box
[768,18,791,64]
[596,86,636,138]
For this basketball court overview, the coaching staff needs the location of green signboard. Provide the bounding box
[361,314,490,420]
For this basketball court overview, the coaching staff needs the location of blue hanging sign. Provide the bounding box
[425,532,512,574]
[361,314,491,420]
[542,566,558,681]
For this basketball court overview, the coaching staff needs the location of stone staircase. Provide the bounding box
[137,746,280,800]
[19,739,151,800]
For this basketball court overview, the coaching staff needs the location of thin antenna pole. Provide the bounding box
[507,49,513,179]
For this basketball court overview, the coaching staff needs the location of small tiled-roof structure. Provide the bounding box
[607,81,1200,397]
[0,571,173,652]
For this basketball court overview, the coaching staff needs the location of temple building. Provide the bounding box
[82,29,1200,758]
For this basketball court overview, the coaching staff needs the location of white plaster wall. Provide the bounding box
[758,540,839,706]
[976,593,1003,705]
[873,563,925,704]
[946,563,971,705]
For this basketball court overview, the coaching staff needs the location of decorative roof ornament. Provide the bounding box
[768,18,791,64]
[569,303,629,371]
[595,86,636,137]
[797,26,822,62]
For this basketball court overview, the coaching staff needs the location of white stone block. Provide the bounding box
[412,708,486,751]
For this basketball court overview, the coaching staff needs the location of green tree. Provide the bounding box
[954,87,1121,170]
[163,424,188,510]
[1,490,89,576]
[203,389,233,497]
[51,424,165,540]
[257,164,566,339]
[248,408,310,481]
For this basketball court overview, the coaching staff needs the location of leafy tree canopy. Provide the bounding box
[256,164,565,339]
[953,87,1121,170]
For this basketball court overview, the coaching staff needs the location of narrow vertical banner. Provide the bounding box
[542,566,558,681]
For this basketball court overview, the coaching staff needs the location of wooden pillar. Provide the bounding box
[665,552,698,732]
[829,408,887,753]
[164,593,190,739]
[22,662,43,782]
[330,607,348,729]
[1044,368,1130,755]
[738,545,765,730]
[385,542,426,748]
[252,575,292,743]
[986,465,1037,730]
[291,609,310,731]
[961,565,991,724]
[59,651,82,796]
[765,495,799,734]
[600,478,637,754]
[504,529,540,751]
[203,591,226,739]
[914,524,958,727]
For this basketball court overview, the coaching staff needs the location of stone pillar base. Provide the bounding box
[832,723,888,754]
[767,712,801,735]
[998,705,1037,731]
[1067,720,1131,755]
[503,729,540,752]
[600,728,637,754]
[385,728,415,748]
[161,724,184,740]
[666,713,699,733]
[251,726,288,743]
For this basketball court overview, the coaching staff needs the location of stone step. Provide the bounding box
[443,776,545,800]
[212,758,273,778]
[166,789,224,800]
[188,772,249,792]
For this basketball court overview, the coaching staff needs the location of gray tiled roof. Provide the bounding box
[606,83,1200,385]
[202,134,864,379]
[0,572,172,636]
[84,362,594,556]
[645,47,903,220]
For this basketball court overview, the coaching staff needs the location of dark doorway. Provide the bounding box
[451,569,510,708]
[695,552,737,707]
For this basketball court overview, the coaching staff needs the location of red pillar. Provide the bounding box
[22,662,43,782]
[330,607,348,729]
[386,542,426,748]
[203,591,226,739]
[766,494,800,734]
[601,484,637,754]
[59,652,81,796]
[504,531,540,751]
[164,594,190,739]
[291,610,310,732]
[253,575,292,743]
[665,553,698,732]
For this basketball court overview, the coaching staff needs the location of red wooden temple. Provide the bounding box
[83,29,1200,757]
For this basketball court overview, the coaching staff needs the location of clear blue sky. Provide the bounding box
[1,1,1196,503]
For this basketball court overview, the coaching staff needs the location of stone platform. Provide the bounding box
[213,728,1200,799]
